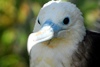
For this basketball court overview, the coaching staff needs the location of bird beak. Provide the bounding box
[27,21,63,53]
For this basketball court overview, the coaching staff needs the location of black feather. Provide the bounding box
[71,30,100,67]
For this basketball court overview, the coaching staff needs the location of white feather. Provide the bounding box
[29,1,86,67]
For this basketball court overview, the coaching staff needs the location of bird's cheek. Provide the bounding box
[57,30,67,38]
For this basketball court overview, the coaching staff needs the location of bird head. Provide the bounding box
[27,1,86,53]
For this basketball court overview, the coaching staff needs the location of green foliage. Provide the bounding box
[0,54,28,67]
[0,0,99,67]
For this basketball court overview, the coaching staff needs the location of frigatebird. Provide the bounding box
[27,1,100,67]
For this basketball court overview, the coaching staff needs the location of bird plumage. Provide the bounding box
[27,1,100,67]
[71,30,100,67]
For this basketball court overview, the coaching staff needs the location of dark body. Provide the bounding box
[71,30,100,67]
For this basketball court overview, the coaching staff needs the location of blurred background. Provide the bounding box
[0,0,100,67]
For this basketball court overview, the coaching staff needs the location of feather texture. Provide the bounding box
[27,1,100,67]
[71,30,100,67]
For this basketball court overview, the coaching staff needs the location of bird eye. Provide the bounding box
[38,19,41,24]
[63,17,70,25]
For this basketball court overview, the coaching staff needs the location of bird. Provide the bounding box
[27,1,100,67]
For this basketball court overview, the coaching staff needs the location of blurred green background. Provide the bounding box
[0,0,100,67]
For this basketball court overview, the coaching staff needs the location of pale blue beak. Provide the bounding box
[27,20,63,53]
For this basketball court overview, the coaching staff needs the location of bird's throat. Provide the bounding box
[41,38,70,49]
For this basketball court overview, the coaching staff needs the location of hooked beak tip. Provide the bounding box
[27,26,54,54]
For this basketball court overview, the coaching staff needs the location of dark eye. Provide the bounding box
[38,19,41,24]
[63,17,70,25]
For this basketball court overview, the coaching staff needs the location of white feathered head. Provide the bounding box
[27,1,86,53]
